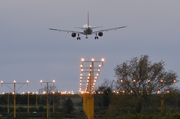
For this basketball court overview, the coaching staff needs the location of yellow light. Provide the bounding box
[14,80,16,83]
[1,81,3,83]
[99,65,101,67]
[81,58,84,62]
[133,79,136,83]
[91,58,94,61]
[26,80,29,83]
[101,58,105,62]
[40,80,43,83]
[52,80,55,83]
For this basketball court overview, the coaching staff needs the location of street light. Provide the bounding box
[0,80,29,118]
[40,80,55,118]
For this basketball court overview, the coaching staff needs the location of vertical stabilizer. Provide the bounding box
[88,12,89,26]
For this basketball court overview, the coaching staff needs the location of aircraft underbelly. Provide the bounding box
[84,29,92,35]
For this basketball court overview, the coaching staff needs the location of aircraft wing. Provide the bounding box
[92,26,126,34]
[49,28,84,34]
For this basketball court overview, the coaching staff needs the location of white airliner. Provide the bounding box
[49,12,126,40]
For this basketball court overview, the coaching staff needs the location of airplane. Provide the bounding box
[49,12,126,40]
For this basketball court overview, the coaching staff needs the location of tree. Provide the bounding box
[114,55,177,113]
[96,79,115,109]
[63,97,74,114]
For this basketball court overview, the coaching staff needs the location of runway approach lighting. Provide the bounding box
[79,58,104,119]
[0,80,29,118]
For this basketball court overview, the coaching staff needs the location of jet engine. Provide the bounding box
[71,33,76,37]
[98,32,103,37]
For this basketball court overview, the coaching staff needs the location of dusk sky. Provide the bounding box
[0,1,180,93]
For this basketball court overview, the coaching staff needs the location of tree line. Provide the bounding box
[94,55,180,118]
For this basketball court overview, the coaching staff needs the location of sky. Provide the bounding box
[0,1,180,94]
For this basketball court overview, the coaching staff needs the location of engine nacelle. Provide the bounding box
[71,33,76,37]
[98,32,103,37]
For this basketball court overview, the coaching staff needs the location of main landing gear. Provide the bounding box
[95,33,99,39]
[95,36,98,39]
[77,33,81,40]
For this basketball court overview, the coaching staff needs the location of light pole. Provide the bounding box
[27,92,30,113]
[40,80,55,118]
[52,91,55,113]
[79,58,104,119]
[0,80,29,118]
[2,92,10,113]
[36,91,38,109]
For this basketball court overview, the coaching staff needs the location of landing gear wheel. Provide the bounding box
[77,33,81,40]
[95,36,98,39]
[77,37,81,40]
